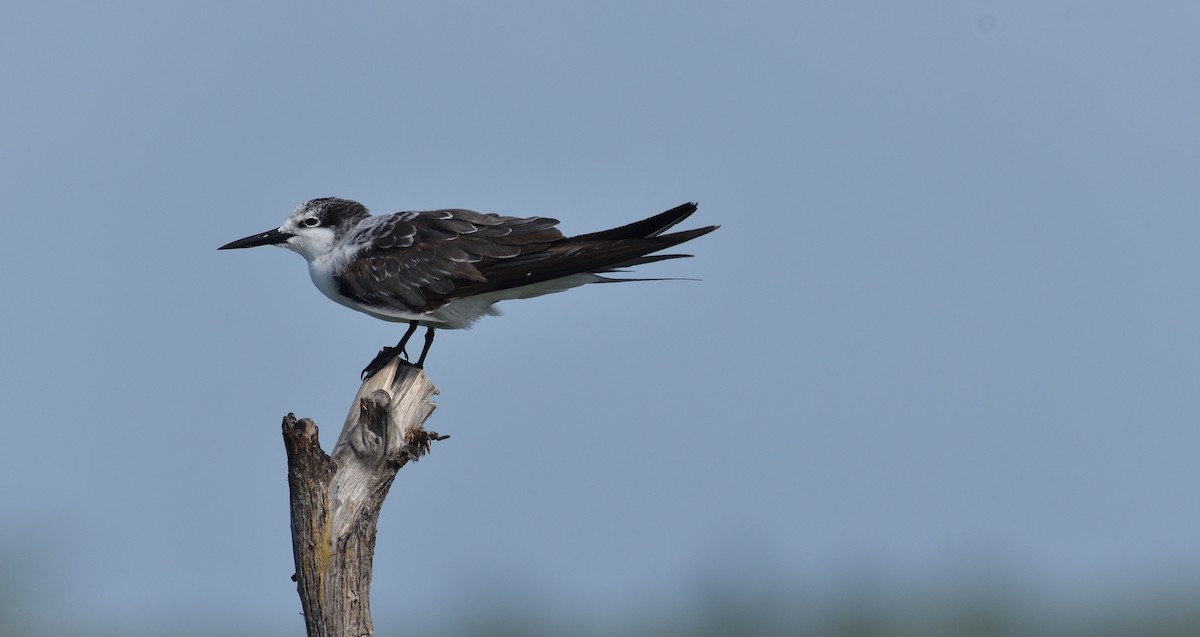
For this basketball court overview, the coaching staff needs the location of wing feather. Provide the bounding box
[334,209,564,313]
[333,205,715,316]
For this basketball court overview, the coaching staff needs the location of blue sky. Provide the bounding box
[2,1,1199,634]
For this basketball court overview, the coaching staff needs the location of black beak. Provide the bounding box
[218,228,293,250]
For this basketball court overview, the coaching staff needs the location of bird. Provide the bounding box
[219,198,717,378]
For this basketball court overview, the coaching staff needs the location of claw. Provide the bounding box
[361,347,406,380]
[361,321,423,380]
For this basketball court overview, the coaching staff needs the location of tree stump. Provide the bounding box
[280,358,445,637]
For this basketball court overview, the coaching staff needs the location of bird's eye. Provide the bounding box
[302,217,320,228]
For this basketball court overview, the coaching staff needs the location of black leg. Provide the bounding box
[361,321,421,380]
[395,320,420,359]
[414,326,436,368]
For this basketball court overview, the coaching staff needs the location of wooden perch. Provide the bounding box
[281,358,445,637]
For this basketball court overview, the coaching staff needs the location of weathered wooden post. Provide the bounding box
[280,358,446,637]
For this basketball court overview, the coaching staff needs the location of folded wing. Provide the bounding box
[335,204,716,314]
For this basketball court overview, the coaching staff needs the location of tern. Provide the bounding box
[219,198,717,378]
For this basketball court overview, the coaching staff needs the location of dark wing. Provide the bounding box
[455,202,716,296]
[454,225,716,298]
[335,204,718,314]
[334,209,563,313]
[568,202,698,241]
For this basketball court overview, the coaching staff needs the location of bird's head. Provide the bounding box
[218,198,370,262]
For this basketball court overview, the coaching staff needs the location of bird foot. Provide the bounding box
[361,346,420,380]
